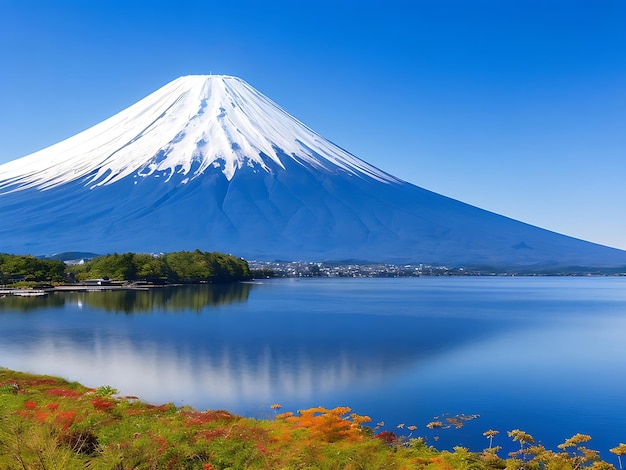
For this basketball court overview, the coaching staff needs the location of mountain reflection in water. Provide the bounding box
[67,283,253,313]
[1,282,501,411]
[0,283,253,314]
[2,278,626,457]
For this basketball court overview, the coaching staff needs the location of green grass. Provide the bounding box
[0,367,623,469]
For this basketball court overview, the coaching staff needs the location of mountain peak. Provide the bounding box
[2,76,625,268]
[173,74,242,87]
[179,74,239,80]
[0,75,398,194]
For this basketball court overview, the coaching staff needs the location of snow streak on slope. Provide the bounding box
[0,75,398,193]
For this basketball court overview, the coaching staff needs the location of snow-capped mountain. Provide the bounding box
[0,76,396,192]
[0,75,625,268]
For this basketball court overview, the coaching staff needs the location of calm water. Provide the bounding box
[1,277,626,457]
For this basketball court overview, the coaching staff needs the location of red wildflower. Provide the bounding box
[34,411,49,423]
[24,379,57,386]
[92,398,115,411]
[182,410,236,426]
[153,436,168,452]
[374,431,398,444]
[46,388,82,398]
[55,411,77,431]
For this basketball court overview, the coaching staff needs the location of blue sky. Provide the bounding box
[1,0,625,250]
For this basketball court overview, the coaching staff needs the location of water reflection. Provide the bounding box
[2,278,625,456]
[1,283,253,314]
[71,283,253,313]
[0,294,65,311]
[1,282,504,411]
[4,334,393,409]
[1,312,500,408]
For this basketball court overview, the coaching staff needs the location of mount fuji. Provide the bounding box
[0,75,625,268]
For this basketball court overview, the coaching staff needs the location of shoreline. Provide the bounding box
[0,283,174,297]
[1,366,624,469]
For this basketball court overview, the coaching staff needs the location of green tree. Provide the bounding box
[0,254,65,284]
[134,254,166,279]
[66,250,250,283]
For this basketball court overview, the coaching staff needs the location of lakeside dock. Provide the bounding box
[0,284,160,297]
[0,288,53,297]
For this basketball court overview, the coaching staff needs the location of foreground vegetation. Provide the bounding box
[0,250,251,285]
[1,368,625,469]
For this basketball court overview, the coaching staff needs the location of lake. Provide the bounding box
[1,277,625,458]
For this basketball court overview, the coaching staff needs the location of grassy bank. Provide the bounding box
[0,368,624,469]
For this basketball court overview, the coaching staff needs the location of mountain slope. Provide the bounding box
[0,75,624,268]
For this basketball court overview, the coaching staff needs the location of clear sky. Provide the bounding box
[1,0,625,250]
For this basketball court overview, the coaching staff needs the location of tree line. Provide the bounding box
[0,250,251,284]
[0,254,65,284]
